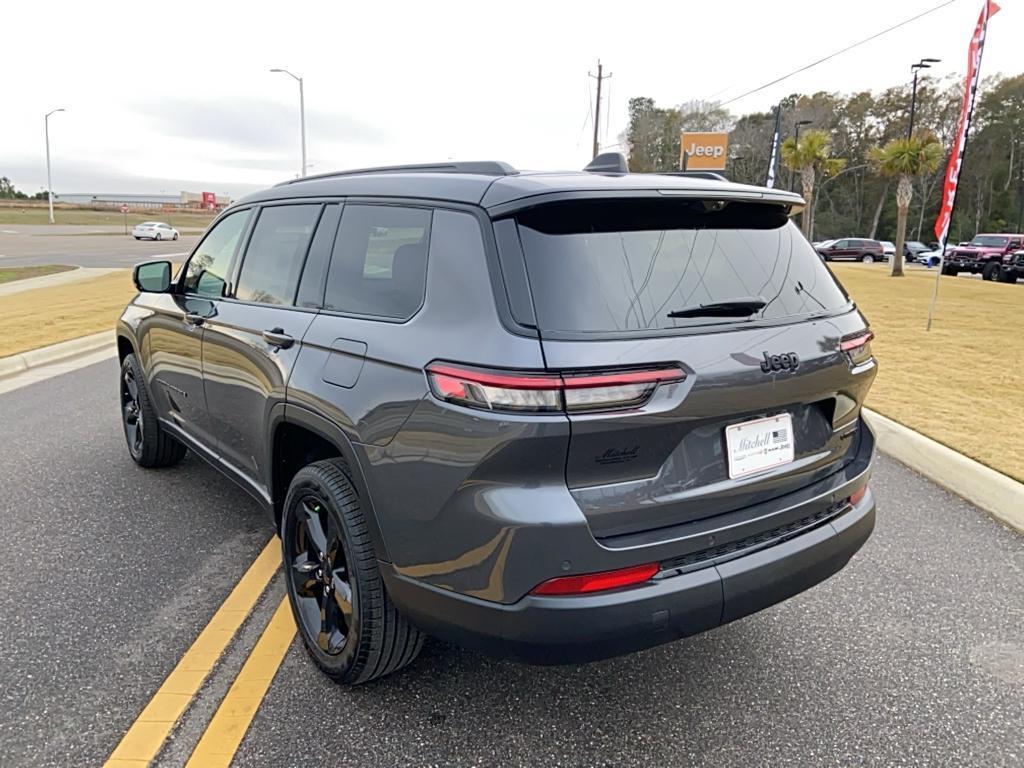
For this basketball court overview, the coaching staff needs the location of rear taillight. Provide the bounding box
[849,485,868,506]
[840,330,874,367]
[425,363,685,414]
[530,563,660,596]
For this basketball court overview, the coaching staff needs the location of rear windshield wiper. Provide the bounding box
[666,297,767,319]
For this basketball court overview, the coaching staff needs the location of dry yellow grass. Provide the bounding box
[0,270,136,357]
[833,265,1024,481]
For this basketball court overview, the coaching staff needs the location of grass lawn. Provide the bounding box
[833,264,1024,481]
[0,264,75,284]
[0,206,215,230]
[0,270,136,357]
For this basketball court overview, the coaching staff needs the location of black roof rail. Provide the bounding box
[276,161,519,186]
[658,171,729,181]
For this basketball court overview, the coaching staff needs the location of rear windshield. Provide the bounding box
[514,198,850,335]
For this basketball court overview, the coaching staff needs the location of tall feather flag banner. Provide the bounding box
[928,0,1000,331]
[765,105,782,189]
[933,0,1000,245]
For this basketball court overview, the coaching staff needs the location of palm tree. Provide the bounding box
[780,130,846,238]
[870,133,944,277]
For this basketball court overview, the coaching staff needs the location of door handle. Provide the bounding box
[184,313,206,326]
[262,327,295,349]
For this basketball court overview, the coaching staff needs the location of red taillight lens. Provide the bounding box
[849,485,868,506]
[530,563,660,596]
[425,363,685,414]
[840,330,874,366]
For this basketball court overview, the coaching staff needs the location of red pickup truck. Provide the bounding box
[943,234,1024,280]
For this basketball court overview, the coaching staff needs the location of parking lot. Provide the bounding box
[0,354,1020,767]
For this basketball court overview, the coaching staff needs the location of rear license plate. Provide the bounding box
[725,414,795,479]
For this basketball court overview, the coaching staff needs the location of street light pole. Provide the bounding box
[270,68,307,177]
[44,108,65,224]
[907,58,940,139]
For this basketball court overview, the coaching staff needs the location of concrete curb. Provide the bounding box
[0,331,116,380]
[864,408,1023,535]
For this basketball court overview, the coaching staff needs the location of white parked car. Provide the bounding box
[879,241,896,258]
[132,221,179,241]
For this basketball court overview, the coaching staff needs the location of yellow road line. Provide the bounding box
[186,597,297,767]
[104,537,281,768]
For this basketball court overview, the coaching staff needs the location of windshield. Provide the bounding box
[969,235,1008,247]
[514,198,850,335]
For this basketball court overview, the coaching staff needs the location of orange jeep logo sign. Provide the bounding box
[680,132,729,170]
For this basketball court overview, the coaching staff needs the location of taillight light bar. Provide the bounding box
[840,330,874,352]
[840,329,874,367]
[425,362,685,414]
[530,563,660,596]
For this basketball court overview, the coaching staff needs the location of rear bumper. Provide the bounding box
[382,488,875,664]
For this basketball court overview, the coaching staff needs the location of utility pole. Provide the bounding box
[588,61,612,159]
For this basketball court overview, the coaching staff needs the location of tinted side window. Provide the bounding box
[182,210,250,297]
[324,205,431,319]
[296,204,342,309]
[235,205,321,305]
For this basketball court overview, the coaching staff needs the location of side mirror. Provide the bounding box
[133,260,172,293]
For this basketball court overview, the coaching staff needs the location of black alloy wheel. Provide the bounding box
[281,459,423,684]
[121,364,144,459]
[118,353,187,468]
[288,495,356,658]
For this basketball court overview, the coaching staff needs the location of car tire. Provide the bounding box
[155,232,162,241]
[997,268,1016,283]
[942,266,957,276]
[120,353,187,468]
[133,236,140,240]
[861,254,875,264]
[282,458,424,685]
[982,262,1001,281]
[173,233,179,241]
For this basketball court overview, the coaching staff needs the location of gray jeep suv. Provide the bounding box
[117,155,877,684]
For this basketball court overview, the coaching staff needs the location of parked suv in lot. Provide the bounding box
[816,238,886,263]
[998,249,1024,283]
[117,157,878,684]
[944,233,1024,280]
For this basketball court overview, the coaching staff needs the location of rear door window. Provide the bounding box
[513,198,850,335]
[235,204,320,305]
[324,205,431,319]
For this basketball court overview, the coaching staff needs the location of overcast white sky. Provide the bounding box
[2,0,1018,197]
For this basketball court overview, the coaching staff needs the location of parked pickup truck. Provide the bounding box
[943,234,1024,280]
[998,249,1024,283]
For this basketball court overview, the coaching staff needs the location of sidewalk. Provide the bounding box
[0,266,123,297]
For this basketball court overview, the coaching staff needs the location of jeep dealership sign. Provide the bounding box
[679,132,728,171]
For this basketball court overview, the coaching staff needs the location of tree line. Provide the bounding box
[623,73,1024,247]
[0,176,48,200]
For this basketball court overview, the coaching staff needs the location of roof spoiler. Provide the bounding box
[584,152,629,174]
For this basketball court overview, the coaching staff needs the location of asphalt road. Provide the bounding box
[0,358,1021,767]
[0,358,269,766]
[0,226,199,267]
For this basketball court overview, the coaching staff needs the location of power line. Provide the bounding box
[717,0,958,107]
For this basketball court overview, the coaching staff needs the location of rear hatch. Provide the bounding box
[506,195,874,540]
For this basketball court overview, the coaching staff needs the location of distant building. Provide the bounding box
[54,191,232,209]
